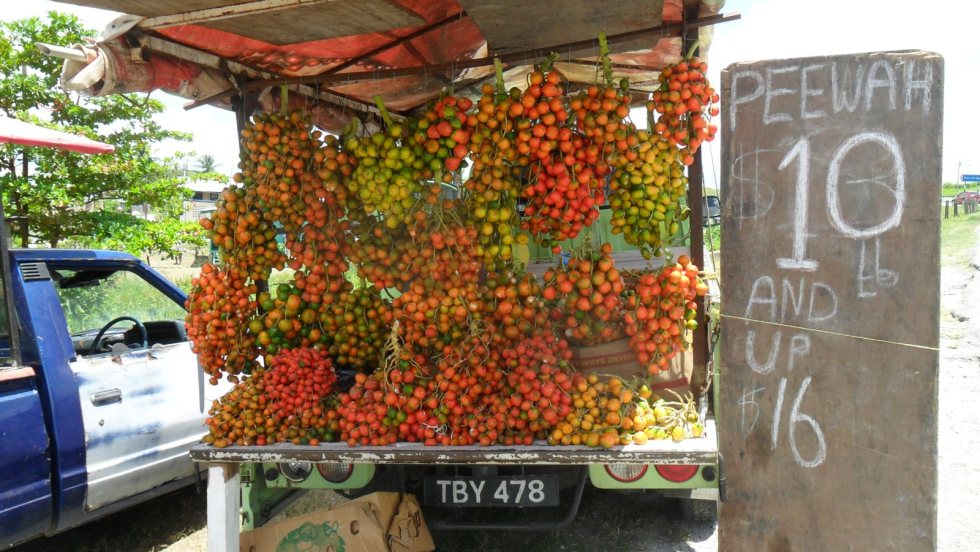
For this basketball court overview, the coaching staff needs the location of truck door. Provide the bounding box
[0,268,52,546]
[51,267,226,511]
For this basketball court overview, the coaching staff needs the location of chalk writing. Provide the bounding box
[776,138,818,270]
[826,131,905,239]
[730,145,777,226]
[744,275,838,324]
[731,60,935,128]
[738,385,766,434]
[746,330,780,374]
[857,238,899,298]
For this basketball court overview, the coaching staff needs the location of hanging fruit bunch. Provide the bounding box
[413,94,473,174]
[541,241,626,346]
[648,54,719,165]
[463,61,524,264]
[344,101,436,229]
[185,263,258,384]
[201,184,285,282]
[518,60,605,250]
[607,129,688,257]
[249,269,353,357]
[322,286,394,371]
[493,334,576,445]
[481,269,552,342]
[623,255,708,374]
[203,347,340,448]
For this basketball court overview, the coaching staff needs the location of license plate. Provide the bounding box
[423,475,559,507]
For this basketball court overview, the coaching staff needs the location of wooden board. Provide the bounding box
[200,1,426,45]
[189,419,718,464]
[458,0,665,54]
[54,0,425,44]
[718,51,942,551]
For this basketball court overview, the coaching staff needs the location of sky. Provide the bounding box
[3,0,979,184]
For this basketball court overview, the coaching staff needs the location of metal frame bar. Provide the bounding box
[140,0,334,30]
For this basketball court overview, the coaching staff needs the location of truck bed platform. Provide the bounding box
[189,421,717,465]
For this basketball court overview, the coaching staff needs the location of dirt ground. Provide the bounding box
[937,227,980,551]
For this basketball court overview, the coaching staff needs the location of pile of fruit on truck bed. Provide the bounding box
[186,52,718,451]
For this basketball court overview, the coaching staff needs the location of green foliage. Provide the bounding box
[56,270,188,335]
[941,210,980,268]
[943,182,980,197]
[0,12,200,257]
[196,153,218,173]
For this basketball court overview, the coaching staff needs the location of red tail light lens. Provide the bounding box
[655,464,699,483]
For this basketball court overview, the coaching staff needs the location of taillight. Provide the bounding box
[655,464,699,483]
[316,462,354,483]
[278,461,313,483]
[604,464,649,483]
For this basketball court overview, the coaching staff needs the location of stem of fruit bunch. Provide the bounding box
[494,57,506,97]
[373,95,394,128]
[598,32,614,87]
[540,52,560,74]
[280,84,288,116]
[685,40,702,61]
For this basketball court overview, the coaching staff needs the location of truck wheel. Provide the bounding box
[679,498,718,521]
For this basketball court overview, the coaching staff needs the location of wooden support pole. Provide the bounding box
[207,463,240,552]
[683,10,709,401]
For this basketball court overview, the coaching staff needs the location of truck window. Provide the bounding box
[53,269,186,352]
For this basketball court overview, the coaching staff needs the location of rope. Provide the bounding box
[719,314,940,352]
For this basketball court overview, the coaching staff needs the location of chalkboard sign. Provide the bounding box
[719,51,942,551]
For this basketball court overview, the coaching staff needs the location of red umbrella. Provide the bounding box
[0,116,114,154]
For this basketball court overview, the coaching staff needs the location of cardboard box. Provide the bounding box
[570,338,692,397]
[240,492,434,552]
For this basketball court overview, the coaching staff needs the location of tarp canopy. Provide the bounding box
[51,0,732,132]
[0,116,115,154]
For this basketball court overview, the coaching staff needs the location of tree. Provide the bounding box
[0,12,205,258]
[196,153,218,173]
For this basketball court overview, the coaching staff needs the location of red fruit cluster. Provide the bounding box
[493,335,576,445]
[519,69,605,248]
[262,347,338,444]
[415,95,474,173]
[624,255,708,373]
[185,263,258,383]
[649,57,719,164]
[541,242,626,345]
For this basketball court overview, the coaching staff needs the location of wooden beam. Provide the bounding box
[140,0,333,30]
[206,463,240,552]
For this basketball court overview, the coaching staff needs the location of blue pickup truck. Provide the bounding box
[0,249,225,548]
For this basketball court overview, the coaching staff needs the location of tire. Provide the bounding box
[679,497,718,521]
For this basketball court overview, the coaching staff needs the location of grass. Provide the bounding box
[940,210,980,268]
[942,184,980,198]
